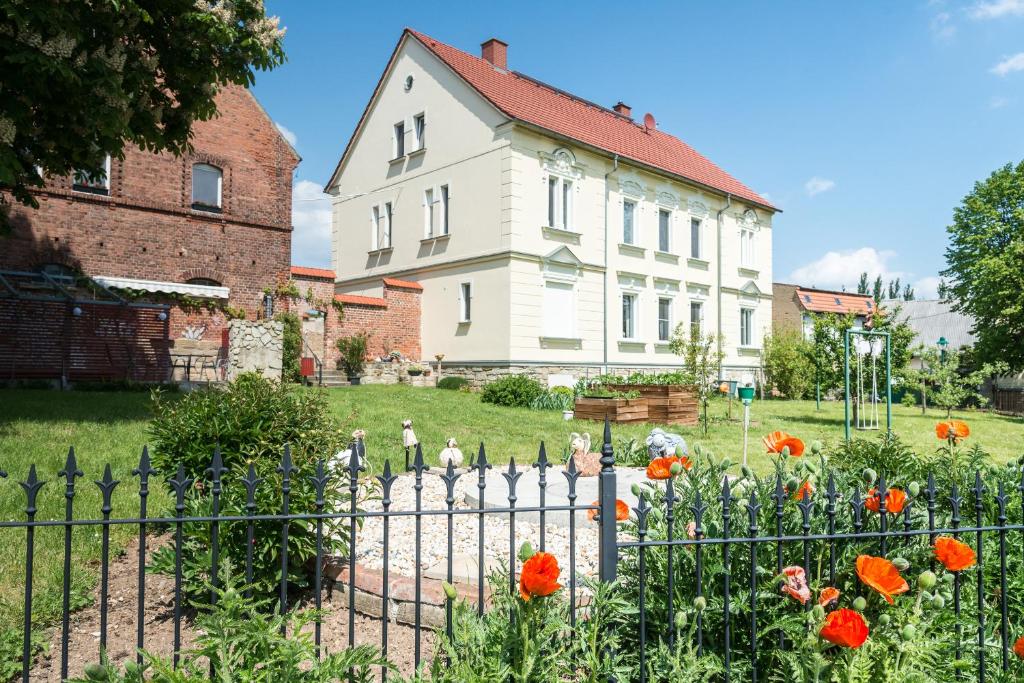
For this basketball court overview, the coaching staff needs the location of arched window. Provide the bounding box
[39,263,76,280]
[191,163,222,211]
[185,277,222,287]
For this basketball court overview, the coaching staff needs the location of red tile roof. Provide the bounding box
[404,29,775,211]
[335,293,386,307]
[796,288,874,316]
[383,277,423,290]
[291,266,335,280]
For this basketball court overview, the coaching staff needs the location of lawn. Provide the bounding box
[0,384,1021,671]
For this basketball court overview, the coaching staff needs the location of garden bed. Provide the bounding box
[605,383,699,425]
[573,396,649,423]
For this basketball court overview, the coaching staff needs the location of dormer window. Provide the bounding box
[191,163,223,211]
[72,155,111,195]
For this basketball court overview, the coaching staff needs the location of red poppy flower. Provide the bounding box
[781,565,811,604]
[677,455,693,471]
[933,536,977,572]
[820,608,869,648]
[864,488,908,514]
[646,456,676,480]
[519,551,562,601]
[818,587,840,607]
[791,479,815,501]
[1014,635,1024,660]
[935,420,970,442]
[856,555,909,604]
[763,431,805,456]
[587,499,630,522]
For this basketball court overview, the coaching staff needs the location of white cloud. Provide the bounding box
[804,176,836,197]
[275,122,298,147]
[789,248,903,291]
[930,12,957,40]
[989,95,1010,108]
[970,0,1024,19]
[911,276,943,300]
[991,53,1024,76]
[290,179,332,268]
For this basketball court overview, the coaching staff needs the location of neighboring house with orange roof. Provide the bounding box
[326,29,777,381]
[773,283,875,340]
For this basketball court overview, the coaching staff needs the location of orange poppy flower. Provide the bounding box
[1014,635,1024,660]
[646,456,676,480]
[763,431,805,456]
[864,488,908,514]
[587,499,630,522]
[818,587,840,607]
[791,479,815,501]
[519,551,562,601]
[781,565,811,604]
[677,455,693,471]
[856,554,909,604]
[820,608,869,648]
[935,420,970,442]
[933,536,977,572]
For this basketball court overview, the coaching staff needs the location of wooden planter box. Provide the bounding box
[574,397,649,423]
[606,384,699,426]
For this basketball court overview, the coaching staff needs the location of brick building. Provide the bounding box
[772,283,875,339]
[1,86,299,381]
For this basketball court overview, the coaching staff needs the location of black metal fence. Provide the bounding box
[2,422,1023,682]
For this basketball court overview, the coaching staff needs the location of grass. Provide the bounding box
[0,384,1021,674]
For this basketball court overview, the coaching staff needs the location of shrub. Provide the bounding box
[762,329,814,399]
[147,373,350,604]
[438,376,470,391]
[336,332,369,377]
[480,374,543,408]
[274,311,302,383]
[529,385,574,411]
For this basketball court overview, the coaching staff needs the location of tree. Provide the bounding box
[902,284,915,301]
[669,325,723,434]
[1,1,285,225]
[942,160,1024,370]
[907,346,1008,417]
[857,272,869,295]
[762,329,814,399]
[887,278,901,301]
[872,276,884,304]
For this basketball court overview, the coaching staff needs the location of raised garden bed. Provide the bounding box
[573,396,649,423]
[605,383,699,426]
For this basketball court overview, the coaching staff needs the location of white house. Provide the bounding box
[325,30,777,382]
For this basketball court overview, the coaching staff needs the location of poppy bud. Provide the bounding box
[908,481,920,497]
[786,477,800,493]
[693,596,707,611]
[893,557,910,571]
[675,444,687,458]
[918,571,937,590]
[675,611,688,629]
[720,457,732,469]
[812,604,826,620]
[518,541,534,562]
[631,483,641,497]
[863,468,877,485]
[669,461,683,476]
[804,461,817,474]
[931,595,946,609]
[741,465,753,479]
[442,581,458,602]
[780,446,791,457]
[83,664,107,679]
[853,597,867,611]
[902,624,916,641]
[810,441,823,454]
[942,572,955,585]
[879,614,891,626]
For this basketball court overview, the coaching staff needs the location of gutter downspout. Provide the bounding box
[716,193,732,381]
[603,154,620,375]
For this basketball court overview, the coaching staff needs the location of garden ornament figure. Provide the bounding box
[646,428,688,460]
[439,438,463,467]
[569,432,601,477]
[402,419,419,449]
[333,429,366,471]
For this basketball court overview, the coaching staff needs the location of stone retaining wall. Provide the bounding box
[227,320,283,381]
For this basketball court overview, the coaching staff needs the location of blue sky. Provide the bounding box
[256,1,1024,297]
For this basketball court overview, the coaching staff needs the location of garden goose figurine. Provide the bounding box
[569,432,601,477]
[438,438,463,467]
[333,429,366,472]
[402,419,419,449]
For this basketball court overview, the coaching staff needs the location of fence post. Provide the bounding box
[598,418,618,582]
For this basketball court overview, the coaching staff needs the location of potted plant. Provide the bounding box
[407,364,426,377]
[336,332,369,385]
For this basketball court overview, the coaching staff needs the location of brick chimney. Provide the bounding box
[613,101,632,118]
[481,38,508,69]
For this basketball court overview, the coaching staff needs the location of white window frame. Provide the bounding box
[546,174,573,231]
[370,205,381,250]
[690,218,703,259]
[658,208,672,253]
[393,121,406,159]
[423,188,434,238]
[621,292,638,340]
[190,163,223,211]
[439,183,450,235]
[412,112,426,151]
[690,300,704,336]
[72,154,111,194]
[740,228,755,268]
[543,280,576,339]
[657,296,672,342]
[623,199,637,245]
[382,202,393,249]
[740,306,755,347]
[458,281,473,323]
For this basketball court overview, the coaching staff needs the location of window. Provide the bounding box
[191,163,223,211]
[657,297,672,342]
[423,188,434,238]
[690,301,704,336]
[383,202,393,248]
[690,218,702,258]
[459,282,472,323]
[371,203,392,250]
[186,277,222,287]
[658,209,671,252]
[740,307,755,346]
[72,155,111,195]
[39,263,76,280]
[371,206,381,248]
[623,200,636,244]
[740,228,755,267]
[393,121,405,158]
[546,176,573,230]
[413,113,425,151]
[439,184,450,235]
[621,293,637,339]
[543,281,575,338]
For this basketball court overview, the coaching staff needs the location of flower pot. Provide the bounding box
[348,375,361,386]
[562,410,574,421]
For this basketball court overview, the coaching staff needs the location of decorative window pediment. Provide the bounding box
[540,147,583,179]
[542,246,583,282]
[737,208,761,231]
[618,178,645,199]
[688,199,710,219]
[617,271,646,291]
[653,277,680,294]
[656,190,679,209]
[739,279,763,300]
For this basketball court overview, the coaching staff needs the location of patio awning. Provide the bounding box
[93,276,230,300]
